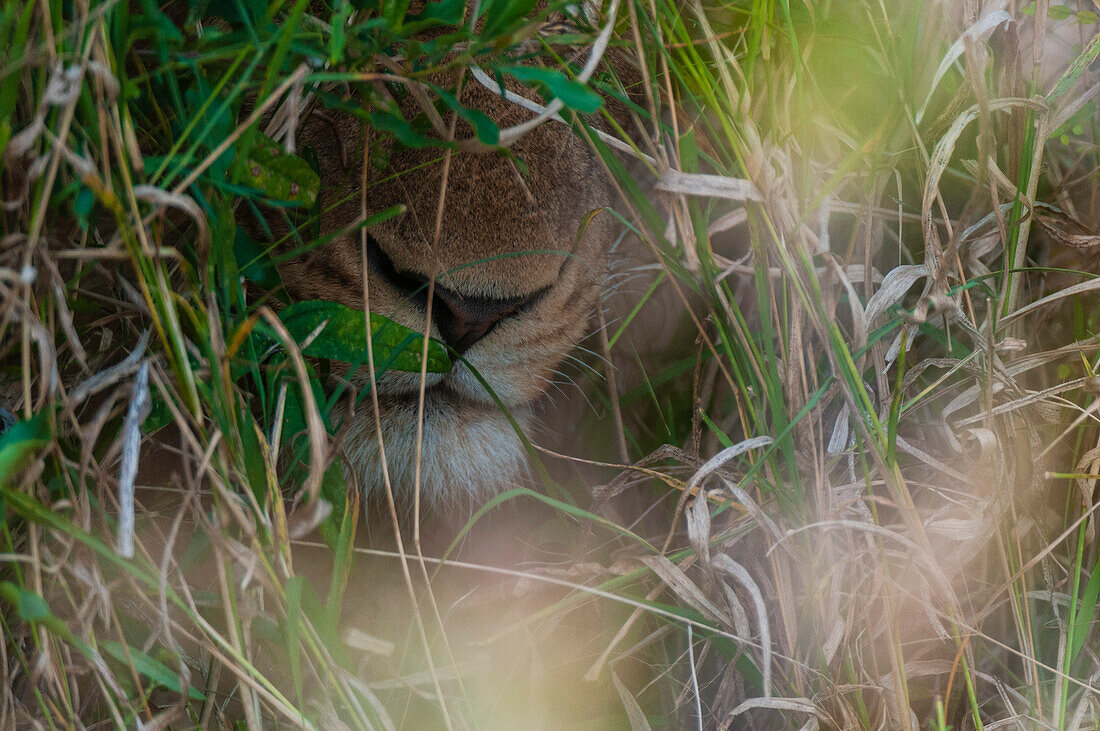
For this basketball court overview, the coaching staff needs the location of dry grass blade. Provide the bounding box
[612,670,654,731]
[725,696,827,724]
[641,554,732,627]
[258,307,328,504]
[917,10,1013,123]
[656,169,762,202]
[116,360,150,558]
[711,553,772,697]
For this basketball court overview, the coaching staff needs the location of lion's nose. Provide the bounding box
[363,235,548,354]
[431,286,542,355]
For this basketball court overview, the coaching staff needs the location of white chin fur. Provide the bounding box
[343,392,531,509]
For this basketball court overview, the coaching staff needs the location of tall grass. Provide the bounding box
[594,1,1100,727]
[2,0,1099,728]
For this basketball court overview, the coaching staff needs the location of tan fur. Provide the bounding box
[260,44,636,508]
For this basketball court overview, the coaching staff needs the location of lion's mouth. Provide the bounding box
[366,234,550,354]
[369,349,537,413]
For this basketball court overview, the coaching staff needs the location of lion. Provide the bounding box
[254,19,645,511]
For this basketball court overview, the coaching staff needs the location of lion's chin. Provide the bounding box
[343,389,531,510]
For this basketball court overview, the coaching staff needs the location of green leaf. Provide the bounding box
[0,413,50,488]
[0,122,10,164]
[0,582,51,622]
[101,641,205,701]
[319,462,349,548]
[501,65,603,113]
[329,0,351,63]
[276,300,452,373]
[0,1,36,125]
[323,469,358,623]
[0,583,72,639]
[72,187,95,229]
[480,0,538,37]
[368,110,453,150]
[273,372,329,446]
[412,0,465,25]
[1070,553,1100,665]
[382,0,413,28]
[237,133,320,207]
[1047,31,1100,103]
[142,392,174,433]
[234,228,284,291]
[428,84,500,145]
[132,0,184,44]
[1050,100,1096,142]
[240,412,269,506]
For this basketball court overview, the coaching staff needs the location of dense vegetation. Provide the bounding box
[1,0,1099,727]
